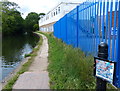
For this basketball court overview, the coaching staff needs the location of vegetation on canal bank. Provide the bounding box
[38,32,96,89]
[39,32,116,90]
[2,32,43,90]
[1,0,45,36]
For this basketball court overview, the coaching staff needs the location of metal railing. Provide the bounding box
[54,0,120,88]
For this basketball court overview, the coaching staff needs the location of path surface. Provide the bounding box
[13,33,50,89]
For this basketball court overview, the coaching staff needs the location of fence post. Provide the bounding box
[96,42,108,91]
[66,15,68,44]
[115,1,120,88]
[60,20,61,39]
[76,6,79,47]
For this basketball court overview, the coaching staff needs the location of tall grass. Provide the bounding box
[40,32,96,89]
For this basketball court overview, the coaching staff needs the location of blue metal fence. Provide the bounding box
[54,0,120,88]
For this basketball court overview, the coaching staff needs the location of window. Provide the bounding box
[54,12,55,16]
[58,7,60,13]
[56,9,57,15]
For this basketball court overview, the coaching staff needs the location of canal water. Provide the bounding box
[1,33,39,81]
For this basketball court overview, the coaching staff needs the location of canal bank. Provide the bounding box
[1,56,30,89]
[12,33,49,89]
[2,33,40,81]
[2,32,43,90]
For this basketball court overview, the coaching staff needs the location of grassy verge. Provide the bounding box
[2,32,43,90]
[39,32,117,90]
[38,32,96,89]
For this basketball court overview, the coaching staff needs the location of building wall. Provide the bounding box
[108,11,118,27]
[39,2,79,32]
[40,24,54,32]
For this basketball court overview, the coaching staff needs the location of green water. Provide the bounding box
[1,33,39,81]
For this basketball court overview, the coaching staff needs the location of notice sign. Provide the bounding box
[94,57,115,84]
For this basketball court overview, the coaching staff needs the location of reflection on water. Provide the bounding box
[1,33,39,81]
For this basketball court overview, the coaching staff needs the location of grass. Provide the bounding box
[39,32,117,90]
[3,31,117,90]
[2,32,43,90]
[38,32,96,89]
[24,54,31,58]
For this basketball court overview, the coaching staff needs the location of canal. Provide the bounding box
[1,33,39,81]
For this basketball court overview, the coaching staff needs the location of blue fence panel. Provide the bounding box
[54,22,57,37]
[69,8,77,47]
[61,16,67,42]
[115,1,120,88]
[53,0,120,88]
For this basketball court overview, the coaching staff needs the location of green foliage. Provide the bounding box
[39,32,96,89]
[39,13,45,19]
[1,0,20,10]
[2,1,24,36]
[0,12,1,32]
[1,1,45,35]
[24,53,31,58]
[33,24,39,31]
[39,13,45,16]
[40,32,116,90]
[24,12,39,33]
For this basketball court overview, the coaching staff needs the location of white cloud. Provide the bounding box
[8,0,86,19]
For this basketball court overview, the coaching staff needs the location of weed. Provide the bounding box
[24,54,31,58]
[39,32,96,89]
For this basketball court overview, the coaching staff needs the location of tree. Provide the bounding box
[2,1,24,36]
[24,12,39,33]
[39,13,45,19]
[2,0,20,11]
[33,24,39,31]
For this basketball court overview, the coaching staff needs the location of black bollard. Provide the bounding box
[96,42,108,91]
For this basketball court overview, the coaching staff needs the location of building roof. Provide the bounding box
[45,2,80,16]
[39,2,81,27]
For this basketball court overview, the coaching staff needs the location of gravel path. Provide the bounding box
[13,33,50,89]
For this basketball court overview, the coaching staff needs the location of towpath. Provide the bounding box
[13,33,50,89]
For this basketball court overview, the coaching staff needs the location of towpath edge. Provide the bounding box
[12,33,50,89]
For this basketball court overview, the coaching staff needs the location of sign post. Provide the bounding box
[96,42,108,91]
[94,42,116,90]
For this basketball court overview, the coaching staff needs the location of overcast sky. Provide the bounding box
[8,0,86,19]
